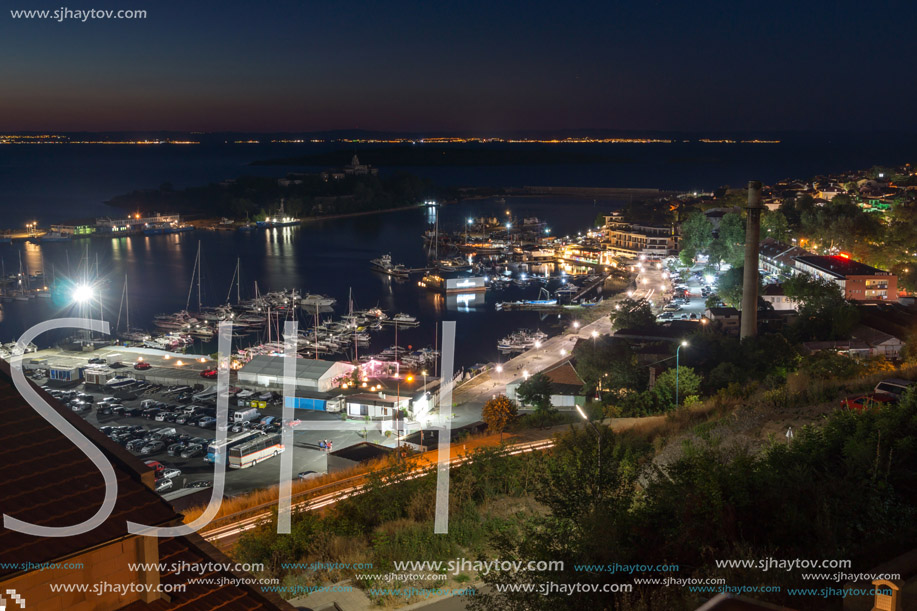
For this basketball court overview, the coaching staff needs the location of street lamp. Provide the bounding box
[575,404,601,485]
[676,340,688,410]
[71,284,93,304]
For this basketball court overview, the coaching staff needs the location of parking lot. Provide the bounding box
[656,261,713,323]
[38,375,400,498]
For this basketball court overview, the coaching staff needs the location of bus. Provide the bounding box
[228,433,284,469]
[204,431,260,464]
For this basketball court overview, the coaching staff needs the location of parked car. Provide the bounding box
[188,480,212,489]
[144,460,165,478]
[197,417,217,429]
[140,440,165,455]
[874,378,913,400]
[180,444,203,459]
[297,471,321,481]
[155,478,173,494]
[126,438,150,452]
[134,361,152,370]
[841,393,897,411]
[88,357,106,364]
[162,468,181,480]
[200,369,218,379]
[167,442,186,456]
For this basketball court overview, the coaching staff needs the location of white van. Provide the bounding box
[874,378,913,400]
[233,408,259,423]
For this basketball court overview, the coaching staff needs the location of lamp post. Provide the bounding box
[466,218,473,244]
[675,340,688,410]
[575,404,601,487]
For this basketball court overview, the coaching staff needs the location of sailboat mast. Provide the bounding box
[116,277,125,332]
[125,274,130,331]
[196,242,202,312]
[236,257,241,303]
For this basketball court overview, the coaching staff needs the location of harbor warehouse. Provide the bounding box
[237,355,352,392]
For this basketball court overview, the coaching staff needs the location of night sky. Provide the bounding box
[3,0,916,133]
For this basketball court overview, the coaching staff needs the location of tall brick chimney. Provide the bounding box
[740,180,763,339]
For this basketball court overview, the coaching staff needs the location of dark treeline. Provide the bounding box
[105,172,444,219]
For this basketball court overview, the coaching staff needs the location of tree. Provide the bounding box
[761,209,791,242]
[482,395,518,442]
[516,373,555,426]
[680,211,714,256]
[593,212,607,228]
[612,298,656,330]
[783,275,859,340]
[652,366,701,410]
[716,266,745,308]
[710,212,746,268]
[573,336,647,396]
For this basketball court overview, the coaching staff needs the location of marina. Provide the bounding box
[0,195,630,375]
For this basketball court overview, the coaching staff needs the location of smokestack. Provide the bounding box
[740,180,763,340]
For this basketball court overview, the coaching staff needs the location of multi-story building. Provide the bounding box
[601,213,676,259]
[758,238,812,278]
[793,254,897,302]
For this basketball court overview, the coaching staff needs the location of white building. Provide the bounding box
[237,355,352,392]
[344,392,410,419]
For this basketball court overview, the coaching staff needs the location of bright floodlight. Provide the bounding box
[575,405,588,420]
[681,340,689,347]
[495,364,503,373]
[72,284,93,303]
[591,330,598,338]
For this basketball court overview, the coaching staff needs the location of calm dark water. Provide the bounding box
[0,198,607,367]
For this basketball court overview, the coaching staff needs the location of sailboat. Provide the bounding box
[116,275,150,342]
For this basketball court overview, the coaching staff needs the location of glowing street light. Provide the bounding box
[495,364,503,373]
[676,341,688,410]
[576,404,601,481]
[71,284,94,303]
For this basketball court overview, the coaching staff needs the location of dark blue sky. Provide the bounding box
[3,0,916,133]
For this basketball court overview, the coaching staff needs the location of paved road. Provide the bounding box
[450,315,612,426]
